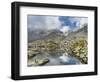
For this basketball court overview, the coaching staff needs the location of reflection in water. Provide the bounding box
[59,53,69,63]
[28,52,81,67]
[60,53,81,65]
[42,52,81,66]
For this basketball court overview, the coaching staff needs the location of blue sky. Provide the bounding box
[28,15,87,33]
[59,16,80,29]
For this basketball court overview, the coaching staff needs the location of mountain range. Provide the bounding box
[28,24,87,42]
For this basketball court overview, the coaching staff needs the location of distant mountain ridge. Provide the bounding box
[28,24,87,42]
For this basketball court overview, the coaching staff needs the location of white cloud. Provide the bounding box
[60,26,70,36]
[45,16,61,30]
[79,18,88,28]
[28,16,61,31]
[28,16,46,31]
[69,17,87,27]
[28,16,88,33]
[75,21,80,27]
[68,17,87,31]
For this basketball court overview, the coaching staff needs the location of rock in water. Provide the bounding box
[35,58,49,66]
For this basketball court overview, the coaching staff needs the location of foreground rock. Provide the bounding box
[28,57,49,66]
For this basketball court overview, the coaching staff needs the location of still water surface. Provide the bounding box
[44,52,81,66]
